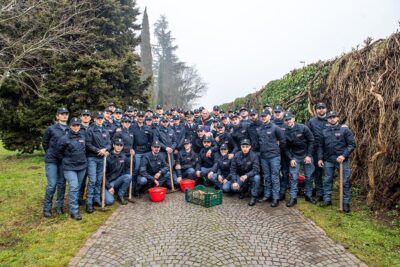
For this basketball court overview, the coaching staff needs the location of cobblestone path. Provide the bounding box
[69,192,365,267]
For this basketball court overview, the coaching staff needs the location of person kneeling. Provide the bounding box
[230,139,261,206]
[137,140,177,191]
[104,138,132,206]
[176,139,198,183]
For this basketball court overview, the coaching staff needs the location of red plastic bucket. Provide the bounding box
[148,187,167,202]
[179,179,196,192]
[298,175,305,183]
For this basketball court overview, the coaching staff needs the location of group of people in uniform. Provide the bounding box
[42,102,356,220]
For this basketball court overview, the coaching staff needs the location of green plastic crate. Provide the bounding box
[185,185,223,208]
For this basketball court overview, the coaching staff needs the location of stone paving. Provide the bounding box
[69,192,366,267]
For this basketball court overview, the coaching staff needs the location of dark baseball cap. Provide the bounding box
[156,104,162,109]
[161,116,169,122]
[81,109,91,116]
[121,116,131,122]
[197,125,204,131]
[239,107,247,112]
[316,102,327,109]
[126,106,134,112]
[213,105,220,111]
[183,139,191,145]
[220,143,228,150]
[69,117,81,126]
[104,107,113,113]
[249,109,257,115]
[114,108,122,114]
[137,111,145,117]
[113,138,124,145]
[95,111,104,118]
[284,112,294,120]
[260,110,271,116]
[327,111,338,118]
[57,107,69,114]
[274,105,283,112]
[145,116,152,121]
[240,139,251,145]
[203,136,212,143]
[217,123,225,128]
[263,104,271,109]
[185,111,194,116]
[173,115,180,120]
[151,140,161,147]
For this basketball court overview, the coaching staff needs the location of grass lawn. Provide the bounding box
[0,145,117,267]
[296,188,400,266]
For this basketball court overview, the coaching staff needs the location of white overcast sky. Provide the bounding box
[136,0,399,109]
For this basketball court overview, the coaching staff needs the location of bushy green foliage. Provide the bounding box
[220,62,330,123]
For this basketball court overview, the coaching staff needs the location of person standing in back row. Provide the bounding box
[318,111,356,213]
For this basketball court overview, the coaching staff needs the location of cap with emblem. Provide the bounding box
[69,117,81,126]
[197,125,204,131]
[203,136,212,142]
[104,107,113,113]
[231,114,239,119]
[240,139,251,145]
[249,108,257,115]
[126,106,134,112]
[115,108,123,114]
[274,105,283,112]
[133,107,138,112]
[220,143,228,150]
[173,115,180,120]
[113,138,124,145]
[161,116,169,122]
[57,107,69,114]
[137,111,145,117]
[327,111,338,118]
[121,116,131,122]
[156,104,162,110]
[151,140,161,147]
[145,116,152,121]
[152,114,159,119]
[95,111,104,118]
[263,104,271,109]
[239,107,247,112]
[260,110,271,116]
[185,110,194,116]
[81,109,91,116]
[213,105,220,111]
[284,112,294,120]
[183,139,191,145]
[316,102,327,109]
[217,122,225,128]
[146,109,153,113]
[177,108,183,113]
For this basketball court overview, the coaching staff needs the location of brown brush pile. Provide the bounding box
[321,33,400,209]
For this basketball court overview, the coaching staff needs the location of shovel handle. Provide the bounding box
[339,162,343,211]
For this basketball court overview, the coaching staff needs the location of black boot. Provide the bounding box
[258,196,271,202]
[279,194,286,201]
[238,192,246,199]
[305,196,317,204]
[248,197,257,206]
[118,196,128,205]
[71,213,82,220]
[320,201,332,207]
[55,207,64,215]
[271,199,279,207]
[86,205,94,213]
[286,198,297,207]
[343,204,350,213]
[317,196,324,202]
[43,211,52,218]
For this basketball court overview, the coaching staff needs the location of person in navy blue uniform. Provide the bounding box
[248,109,262,155]
[104,138,132,205]
[221,115,232,132]
[230,139,261,206]
[78,109,91,205]
[42,107,69,217]
[183,111,197,144]
[113,108,123,128]
[307,102,329,202]
[131,111,153,195]
[210,144,233,192]
[137,140,173,191]
[318,111,356,213]
[257,110,286,207]
[283,112,316,207]
[175,139,198,183]
[154,116,176,164]
[196,136,218,185]
[85,111,111,213]
[272,105,290,200]
[171,115,186,154]
[113,116,134,157]
[55,117,87,220]
[230,114,249,145]
[214,123,238,158]
[239,107,251,128]
[103,108,116,139]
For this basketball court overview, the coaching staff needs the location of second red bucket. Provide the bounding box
[179,179,196,192]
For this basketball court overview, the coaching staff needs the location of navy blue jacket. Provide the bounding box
[113,128,134,156]
[307,116,329,153]
[105,151,130,189]
[176,149,198,177]
[56,131,87,171]
[214,132,238,154]
[42,123,69,163]
[318,124,356,163]
[103,120,116,139]
[257,122,286,159]
[85,124,111,158]
[192,134,218,154]
[171,124,186,150]
[131,124,153,154]
[211,153,232,179]
[284,123,314,160]
[183,122,198,143]
[230,124,249,145]
[248,119,263,152]
[230,150,260,181]
[196,147,217,171]
[154,126,177,152]
[139,152,168,181]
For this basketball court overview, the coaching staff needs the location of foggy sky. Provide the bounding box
[136,0,399,109]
